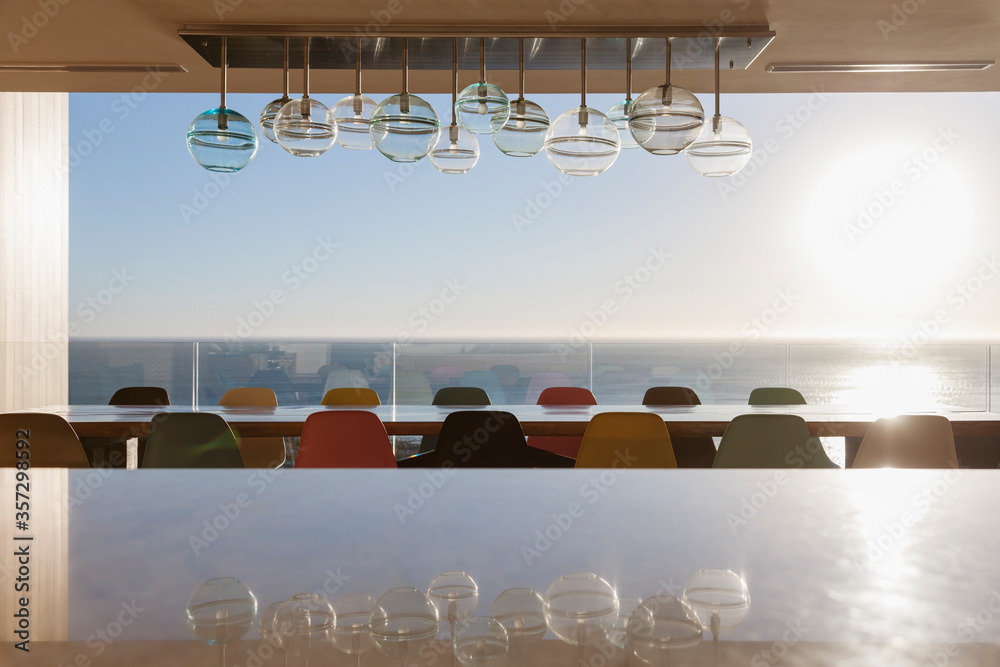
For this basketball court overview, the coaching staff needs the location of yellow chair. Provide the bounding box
[219,388,286,468]
[575,412,677,469]
[852,415,958,469]
[0,413,91,468]
[321,387,381,406]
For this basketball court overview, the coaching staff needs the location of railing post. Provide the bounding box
[192,341,199,408]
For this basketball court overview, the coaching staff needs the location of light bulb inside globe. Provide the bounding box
[515,118,526,130]
[477,102,488,115]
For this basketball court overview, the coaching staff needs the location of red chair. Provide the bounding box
[295,410,397,468]
[526,386,597,458]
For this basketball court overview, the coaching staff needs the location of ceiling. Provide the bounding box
[0,0,998,95]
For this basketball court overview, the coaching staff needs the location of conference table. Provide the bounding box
[27,403,1000,438]
[4,467,1000,666]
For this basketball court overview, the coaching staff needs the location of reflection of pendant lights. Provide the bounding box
[455,38,510,135]
[629,37,705,155]
[430,39,480,174]
[606,38,640,150]
[686,38,752,177]
[273,37,337,157]
[186,37,258,173]
[493,38,550,157]
[370,38,441,163]
[332,38,377,151]
[259,38,291,144]
[543,39,620,177]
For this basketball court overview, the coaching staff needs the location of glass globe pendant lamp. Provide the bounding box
[259,37,291,143]
[686,38,752,177]
[493,38,550,157]
[185,577,258,667]
[370,38,441,163]
[274,37,337,157]
[455,38,510,134]
[332,38,377,150]
[490,588,546,667]
[543,39,620,177]
[186,37,258,172]
[274,593,337,667]
[606,38,640,150]
[542,572,619,667]
[628,37,705,155]
[369,587,440,667]
[626,595,703,664]
[431,39,480,174]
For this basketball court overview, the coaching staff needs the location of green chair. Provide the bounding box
[748,387,807,405]
[141,413,245,468]
[713,414,838,468]
[418,387,492,454]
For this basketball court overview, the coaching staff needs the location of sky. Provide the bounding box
[68,90,1000,342]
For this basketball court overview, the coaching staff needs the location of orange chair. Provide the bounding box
[852,415,958,469]
[296,410,397,468]
[526,387,597,459]
[0,413,90,468]
[219,388,286,468]
[321,387,381,406]
[575,412,677,468]
[641,386,716,468]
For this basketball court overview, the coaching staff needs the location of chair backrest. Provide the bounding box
[219,387,278,407]
[714,414,836,468]
[853,415,958,469]
[432,411,533,468]
[296,411,396,468]
[321,387,381,406]
[642,386,702,406]
[523,371,572,405]
[109,386,170,406]
[0,413,90,468]
[142,413,245,468]
[395,370,434,405]
[575,413,677,469]
[526,386,596,458]
[748,387,807,405]
[417,388,492,454]
[217,388,285,467]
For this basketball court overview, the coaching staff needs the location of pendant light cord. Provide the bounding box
[355,37,362,96]
[625,37,632,102]
[665,37,672,87]
[714,37,721,132]
[479,38,486,83]
[580,38,587,108]
[518,38,525,101]
[282,38,289,99]
[451,38,458,126]
[220,36,227,111]
[302,36,310,100]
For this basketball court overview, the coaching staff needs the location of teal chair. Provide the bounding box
[142,413,245,468]
[418,386,492,454]
[713,414,838,468]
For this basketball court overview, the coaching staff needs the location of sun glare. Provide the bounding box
[837,365,940,413]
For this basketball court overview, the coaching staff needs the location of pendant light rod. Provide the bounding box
[479,38,486,82]
[625,37,632,100]
[713,37,721,132]
[580,38,587,108]
[665,37,672,86]
[518,37,525,100]
[354,37,362,95]
[451,37,458,126]
[302,36,311,99]
[401,37,408,92]
[282,37,289,98]
[220,36,227,110]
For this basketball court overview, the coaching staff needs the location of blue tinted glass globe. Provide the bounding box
[186,107,258,172]
[370,93,440,163]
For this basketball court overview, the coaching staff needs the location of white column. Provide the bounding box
[0,92,69,412]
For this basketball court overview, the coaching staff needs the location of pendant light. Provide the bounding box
[455,38,510,135]
[629,37,705,155]
[686,38,752,177]
[543,39,620,177]
[186,37,258,172]
[606,38,640,150]
[430,39,480,174]
[370,38,441,163]
[332,38,377,151]
[273,37,337,157]
[493,38,550,157]
[259,38,291,144]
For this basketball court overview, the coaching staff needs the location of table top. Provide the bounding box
[20,403,1000,437]
[4,468,1000,666]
